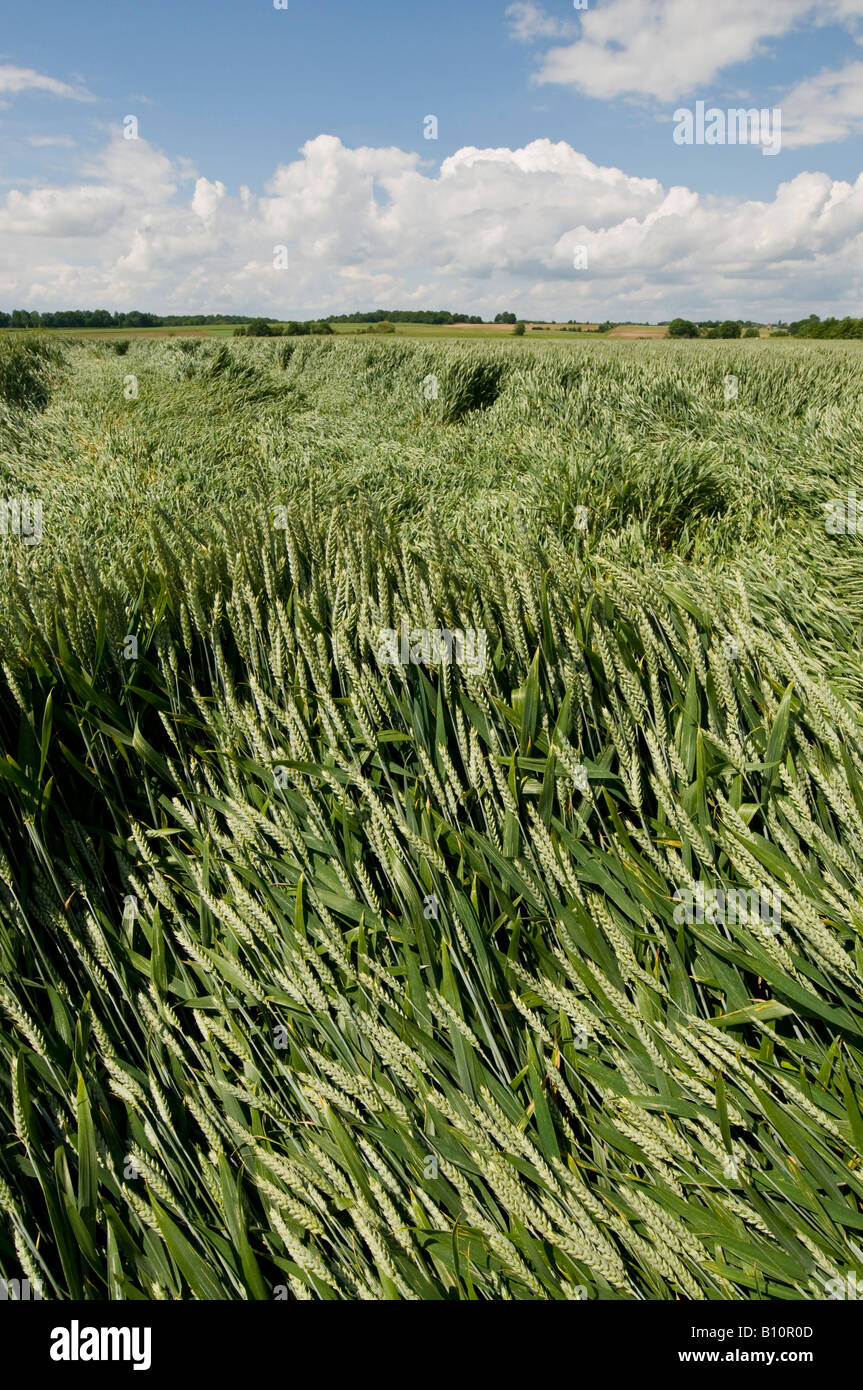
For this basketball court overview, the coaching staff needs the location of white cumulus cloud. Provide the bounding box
[526,0,863,103]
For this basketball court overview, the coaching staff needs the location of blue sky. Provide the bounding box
[2,1,863,319]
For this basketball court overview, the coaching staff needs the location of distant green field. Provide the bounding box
[1,322,788,343]
[10,324,242,340]
[9,322,784,342]
[329,322,604,339]
[19,321,613,341]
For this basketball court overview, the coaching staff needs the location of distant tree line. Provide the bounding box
[554,322,616,333]
[566,320,648,327]
[531,322,613,333]
[0,310,250,328]
[329,310,484,324]
[666,315,863,339]
[6,308,861,338]
[785,314,863,339]
[234,319,334,337]
[668,319,760,338]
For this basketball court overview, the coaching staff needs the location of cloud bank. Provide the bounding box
[2,131,862,320]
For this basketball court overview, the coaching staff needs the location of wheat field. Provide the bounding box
[0,332,861,1300]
